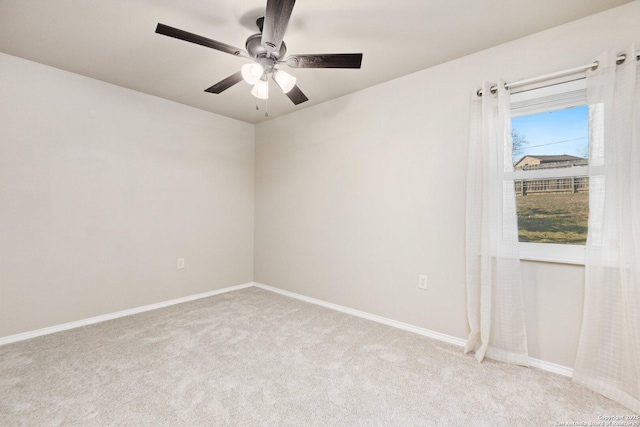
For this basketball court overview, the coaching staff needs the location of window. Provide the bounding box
[509,79,589,264]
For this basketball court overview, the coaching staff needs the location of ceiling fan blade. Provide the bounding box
[285,85,309,105]
[261,0,296,54]
[156,23,246,57]
[286,53,363,69]
[204,72,244,94]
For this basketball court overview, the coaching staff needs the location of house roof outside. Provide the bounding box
[516,154,584,163]
[514,154,588,170]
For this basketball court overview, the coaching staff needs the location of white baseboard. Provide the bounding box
[253,282,467,347]
[253,282,573,378]
[0,282,254,346]
[1,280,574,378]
[528,357,573,377]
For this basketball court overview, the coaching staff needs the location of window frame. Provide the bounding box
[509,79,589,265]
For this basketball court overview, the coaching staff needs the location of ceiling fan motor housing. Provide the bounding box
[245,33,286,61]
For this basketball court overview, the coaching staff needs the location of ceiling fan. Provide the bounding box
[155,0,363,111]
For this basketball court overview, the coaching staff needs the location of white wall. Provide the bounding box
[254,2,640,368]
[0,53,255,337]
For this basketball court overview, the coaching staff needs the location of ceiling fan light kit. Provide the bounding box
[251,77,270,100]
[241,63,264,85]
[155,0,363,114]
[273,69,296,93]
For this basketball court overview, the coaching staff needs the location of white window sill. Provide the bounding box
[519,242,586,265]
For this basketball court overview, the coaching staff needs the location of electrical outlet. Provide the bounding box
[177,258,185,269]
[418,274,428,290]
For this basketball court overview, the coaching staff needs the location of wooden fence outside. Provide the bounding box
[514,176,589,195]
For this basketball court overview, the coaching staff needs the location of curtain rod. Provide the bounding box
[477,52,640,96]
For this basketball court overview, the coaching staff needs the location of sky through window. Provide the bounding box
[511,105,588,164]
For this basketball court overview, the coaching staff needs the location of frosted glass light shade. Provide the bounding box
[273,69,296,93]
[241,63,264,85]
[251,79,269,99]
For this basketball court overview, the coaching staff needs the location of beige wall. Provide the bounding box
[254,2,640,368]
[0,53,255,337]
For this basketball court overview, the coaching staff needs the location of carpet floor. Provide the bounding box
[0,287,633,426]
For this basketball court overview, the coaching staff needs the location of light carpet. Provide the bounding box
[0,287,633,426]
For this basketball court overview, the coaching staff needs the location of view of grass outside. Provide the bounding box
[511,105,589,245]
[515,192,589,245]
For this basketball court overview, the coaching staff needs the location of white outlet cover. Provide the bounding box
[177,258,185,269]
[418,274,428,290]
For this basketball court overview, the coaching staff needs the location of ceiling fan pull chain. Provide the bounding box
[265,98,269,117]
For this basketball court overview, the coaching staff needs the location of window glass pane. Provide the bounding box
[515,192,589,244]
[511,105,589,245]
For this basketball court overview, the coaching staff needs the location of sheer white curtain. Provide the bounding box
[573,45,640,413]
[465,81,529,366]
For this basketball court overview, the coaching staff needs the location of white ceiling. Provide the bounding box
[0,0,632,124]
